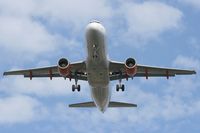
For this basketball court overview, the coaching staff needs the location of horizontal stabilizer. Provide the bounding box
[69,102,95,107]
[69,101,137,108]
[109,101,137,107]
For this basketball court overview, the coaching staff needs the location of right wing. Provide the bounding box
[3,61,87,81]
[109,61,196,80]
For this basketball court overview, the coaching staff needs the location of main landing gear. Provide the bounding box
[72,78,81,92]
[116,78,125,92]
[116,84,125,92]
[72,84,80,92]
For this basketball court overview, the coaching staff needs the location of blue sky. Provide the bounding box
[0,0,200,133]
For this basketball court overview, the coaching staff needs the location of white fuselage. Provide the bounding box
[85,22,110,112]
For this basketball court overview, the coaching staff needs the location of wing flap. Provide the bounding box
[23,73,87,81]
[110,73,176,81]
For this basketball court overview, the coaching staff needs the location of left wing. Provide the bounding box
[3,61,87,81]
[109,61,196,81]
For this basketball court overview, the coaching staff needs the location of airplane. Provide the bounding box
[3,20,196,113]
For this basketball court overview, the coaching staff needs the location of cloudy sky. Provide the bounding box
[0,0,200,133]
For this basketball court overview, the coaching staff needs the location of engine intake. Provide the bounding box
[58,58,70,76]
[125,58,137,77]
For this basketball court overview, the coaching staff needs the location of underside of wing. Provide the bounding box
[3,61,87,81]
[109,60,196,81]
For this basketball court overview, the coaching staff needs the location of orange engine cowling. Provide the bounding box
[125,58,137,77]
[58,58,70,77]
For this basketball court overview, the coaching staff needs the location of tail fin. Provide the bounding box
[69,101,137,108]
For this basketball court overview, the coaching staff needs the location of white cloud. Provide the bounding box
[0,0,36,17]
[121,1,183,44]
[0,95,47,124]
[0,0,199,132]
[38,0,112,25]
[188,37,200,51]
[38,80,200,132]
[173,55,200,71]
[0,16,58,56]
[0,0,109,97]
[0,0,112,61]
[0,0,112,22]
[181,0,200,9]
[0,62,199,130]
[0,77,88,97]
[0,0,184,60]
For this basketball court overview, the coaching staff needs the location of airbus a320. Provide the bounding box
[4,20,196,112]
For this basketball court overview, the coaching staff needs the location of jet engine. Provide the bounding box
[58,58,70,76]
[125,58,137,77]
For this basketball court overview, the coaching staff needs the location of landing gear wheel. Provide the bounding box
[77,85,81,92]
[121,84,125,91]
[116,84,125,92]
[72,85,75,92]
[72,84,81,92]
[116,84,119,91]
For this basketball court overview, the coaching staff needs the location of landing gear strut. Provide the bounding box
[72,74,81,92]
[116,78,125,92]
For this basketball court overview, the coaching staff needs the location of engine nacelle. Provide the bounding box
[58,58,70,77]
[125,58,137,77]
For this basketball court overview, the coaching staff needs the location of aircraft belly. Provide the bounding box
[87,62,110,112]
[91,86,110,112]
[87,54,109,87]
[86,22,110,112]
[88,69,109,86]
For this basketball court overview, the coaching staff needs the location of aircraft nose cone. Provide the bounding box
[87,24,98,32]
[86,22,105,35]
